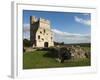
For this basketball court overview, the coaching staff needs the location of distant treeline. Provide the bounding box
[54,41,91,47]
[65,43,91,47]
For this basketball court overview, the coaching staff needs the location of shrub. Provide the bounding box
[58,47,71,63]
[23,39,31,47]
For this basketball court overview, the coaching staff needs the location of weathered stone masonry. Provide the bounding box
[30,16,54,48]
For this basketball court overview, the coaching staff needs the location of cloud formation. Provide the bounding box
[23,23,30,39]
[52,29,90,44]
[74,16,91,26]
[23,23,30,32]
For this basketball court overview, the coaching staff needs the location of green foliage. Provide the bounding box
[23,39,31,47]
[54,41,64,46]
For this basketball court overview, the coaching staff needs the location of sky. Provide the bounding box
[23,10,91,44]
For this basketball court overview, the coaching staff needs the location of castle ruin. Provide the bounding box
[30,16,54,48]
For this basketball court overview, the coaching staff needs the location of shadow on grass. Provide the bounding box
[43,50,58,58]
[36,47,58,58]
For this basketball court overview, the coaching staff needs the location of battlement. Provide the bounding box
[30,16,50,24]
[39,18,50,24]
[30,16,38,24]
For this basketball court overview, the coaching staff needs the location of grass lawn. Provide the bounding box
[23,50,91,69]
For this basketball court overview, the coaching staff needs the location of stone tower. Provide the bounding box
[30,16,54,48]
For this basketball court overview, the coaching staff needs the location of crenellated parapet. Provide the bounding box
[39,18,50,25]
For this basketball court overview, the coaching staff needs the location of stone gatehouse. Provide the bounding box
[30,16,54,48]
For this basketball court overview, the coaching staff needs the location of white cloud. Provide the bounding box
[52,29,90,44]
[52,29,89,37]
[23,32,30,40]
[23,23,30,39]
[23,23,30,32]
[74,16,91,26]
[52,29,71,36]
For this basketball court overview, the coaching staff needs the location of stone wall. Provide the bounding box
[30,16,54,48]
[70,46,86,59]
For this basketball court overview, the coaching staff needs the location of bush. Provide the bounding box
[23,39,31,47]
[58,47,71,63]
[42,47,58,58]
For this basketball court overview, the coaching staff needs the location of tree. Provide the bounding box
[61,42,64,45]
[23,39,31,47]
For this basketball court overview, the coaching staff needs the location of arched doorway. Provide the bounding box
[44,42,48,47]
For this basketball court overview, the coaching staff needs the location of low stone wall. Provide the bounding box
[55,45,89,63]
[70,46,86,59]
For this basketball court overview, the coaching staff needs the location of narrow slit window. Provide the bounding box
[38,35,40,39]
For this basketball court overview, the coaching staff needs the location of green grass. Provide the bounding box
[23,50,90,69]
